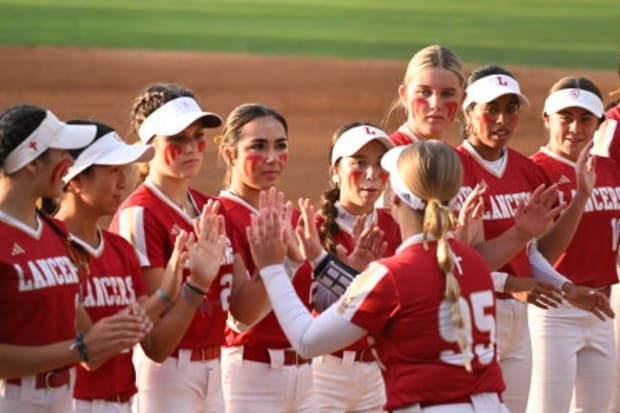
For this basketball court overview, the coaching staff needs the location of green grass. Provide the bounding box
[0,0,618,69]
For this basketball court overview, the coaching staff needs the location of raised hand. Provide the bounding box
[338,219,387,271]
[295,197,324,262]
[82,304,152,369]
[574,140,596,200]
[187,199,227,290]
[159,229,189,302]
[248,188,289,269]
[513,183,565,241]
[454,183,486,246]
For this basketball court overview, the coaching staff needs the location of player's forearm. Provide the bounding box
[537,193,588,263]
[0,342,79,379]
[474,227,530,271]
[529,245,571,290]
[260,264,366,359]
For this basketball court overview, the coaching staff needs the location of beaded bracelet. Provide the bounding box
[69,332,89,362]
[155,288,172,306]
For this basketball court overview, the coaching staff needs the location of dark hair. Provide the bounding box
[461,64,518,139]
[547,76,605,122]
[318,121,374,254]
[220,103,288,188]
[0,104,47,168]
[66,119,115,164]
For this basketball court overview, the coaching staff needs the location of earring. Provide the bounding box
[75,188,81,194]
[331,175,339,186]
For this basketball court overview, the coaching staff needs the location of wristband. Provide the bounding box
[181,282,205,308]
[155,288,172,306]
[69,332,89,363]
[184,280,208,296]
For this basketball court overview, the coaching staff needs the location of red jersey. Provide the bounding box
[218,191,314,348]
[453,143,550,287]
[71,230,147,400]
[593,104,620,163]
[109,180,235,349]
[314,207,401,354]
[0,212,79,352]
[340,235,504,410]
[531,147,620,287]
[389,125,419,147]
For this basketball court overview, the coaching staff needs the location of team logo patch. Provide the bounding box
[11,243,25,256]
[558,174,571,184]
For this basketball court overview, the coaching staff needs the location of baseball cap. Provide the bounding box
[543,88,604,118]
[138,96,222,144]
[462,74,529,110]
[331,125,394,166]
[2,110,96,174]
[64,131,155,183]
[380,145,427,211]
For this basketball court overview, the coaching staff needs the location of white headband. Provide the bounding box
[138,96,222,143]
[2,111,96,174]
[63,131,155,183]
[331,125,394,166]
[380,145,427,211]
[543,88,604,118]
[463,74,529,111]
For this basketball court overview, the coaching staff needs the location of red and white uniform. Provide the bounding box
[526,147,620,413]
[342,235,504,411]
[593,103,620,413]
[109,179,234,413]
[453,142,549,413]
[218,191,316,413]
[312,206,401,413]
[0,212,79,412]
[389,125,420,147]
[70,230,146,412]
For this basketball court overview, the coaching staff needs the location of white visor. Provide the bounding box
[463,74,529,111]
[138,96,222,143]
[380,145,427,211]
[543,88,604,118]
[331,125,394,166]
[64,131,155,183]
[2,111,96,174]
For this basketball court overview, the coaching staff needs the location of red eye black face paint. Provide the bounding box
[412,97,429,117]
[164,144,183,166]
[197,140,206,153]
[445,101,458,122]
[379,171,389,186]
[279,153,288,165]
[347,170,363,190]
[243,154,263,177]
[50,158,70,185]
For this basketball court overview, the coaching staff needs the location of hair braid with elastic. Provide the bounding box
[318,186,341,255]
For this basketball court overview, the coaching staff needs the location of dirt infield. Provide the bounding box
[1,46,618,203]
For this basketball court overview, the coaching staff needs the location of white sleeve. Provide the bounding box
[528,243,570,290]
[260,264,367,358]
[491,271,509,293]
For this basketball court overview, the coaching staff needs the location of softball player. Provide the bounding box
[309,122,399,413]
[527,77,618,413]
[249,141,509,412]
[109,83,253,413]
[0,105,149,413]
[455,65,611,413]
[386,45,464,146]
[217,103,316,413]
[53,119,228,413]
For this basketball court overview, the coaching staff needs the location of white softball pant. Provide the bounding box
[312,353,386,413]
[496,298,531,413]
[74,398,132,413]
[392,392,509,412]
[131,348,223,413]
[609,282,620,413]
[0,369,75,413]
[221,345,316,413]
[526,302,614,413]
